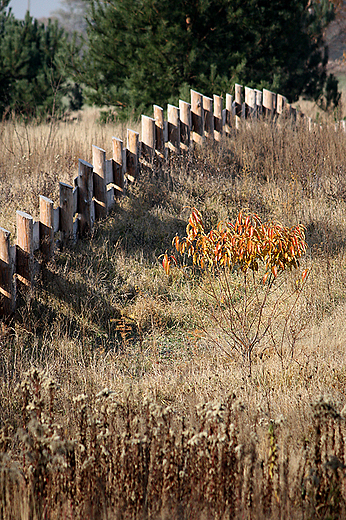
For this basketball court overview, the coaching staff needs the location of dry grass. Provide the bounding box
[0,107,140,235]
[2,111,346,518]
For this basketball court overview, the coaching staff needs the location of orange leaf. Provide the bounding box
[302,268,308,282]
[173,235,180,251]
[271,265,278,278]
[162,254,170,275]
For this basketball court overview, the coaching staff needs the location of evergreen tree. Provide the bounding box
[0,7,70,118]
[76,0,339,115]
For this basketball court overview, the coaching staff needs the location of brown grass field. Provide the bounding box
[2,108,346,518]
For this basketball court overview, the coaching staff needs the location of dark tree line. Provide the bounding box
[0,0,341,119]
[77,0,339,116]
[0,1,71,118]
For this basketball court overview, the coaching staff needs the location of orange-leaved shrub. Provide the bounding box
[163,209,308,374]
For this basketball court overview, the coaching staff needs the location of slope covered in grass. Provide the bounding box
[2,113,346,517]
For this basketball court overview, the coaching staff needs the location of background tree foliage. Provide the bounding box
[0,0,340,118]
[0,0,71,118]
[75,0,340,116]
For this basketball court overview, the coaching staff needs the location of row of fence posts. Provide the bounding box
[0,84,340,317]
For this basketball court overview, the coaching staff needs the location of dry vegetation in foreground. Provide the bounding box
[2,111,346,518]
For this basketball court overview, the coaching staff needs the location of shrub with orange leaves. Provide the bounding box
[164,208,307,279]
[162,209,308,375]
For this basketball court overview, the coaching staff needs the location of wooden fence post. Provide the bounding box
[0,227,16,315]
[141,115,156,163]
[167,104,180,153]
[255,89,263,116]
[225,93,233,134]
[93,145,107,219]
[276,94,287,115]
[245,87,256,118]
[203,96,214,142]
[234,84,243,128]
[191,90,205,146]
[213,95,223,141]
[263,89,276,118]
[59,182,74,243]
[284,103,297,122]
[105,168,116,212]
[153,105,165,158]
[112,137,125,196]
[16,210,34,288]
[291,106,297,122]
[179,100,191,151]
[39,195,54,261]
[127,129,139,182]
[77,159,94,236]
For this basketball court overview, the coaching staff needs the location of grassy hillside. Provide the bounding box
[2,111,346,518]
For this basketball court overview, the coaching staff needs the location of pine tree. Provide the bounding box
[75,0,339,116]
[0,9,70,118]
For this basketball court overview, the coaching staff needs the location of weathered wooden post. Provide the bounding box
[59,182,74,243]
[234,83,243,129]
[77,159,94,236]
[224,93,233,134]
[141,115,156,163]
[112,137,125,196]
[153,105,165,158]
[255,89,263,116]
[39,195,54,261]
[213,95,223,141]
[167,104,180,153]
[191,90,205,146]
[0,228,15,315]
[92,145,107,219]
[290,105,297,122]
[263,89,276,118]
[16,210,34,289]
[104,163,115,212]
[203,96,214,142]
[284,103,296,123]
[276,94,287,115]
[285,103,291,118]
[245,87,256,118]
[126,129,139,182]
[179,100,191,151]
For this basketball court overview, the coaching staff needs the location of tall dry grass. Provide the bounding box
[0,108,140,234]
[1,110,346,517]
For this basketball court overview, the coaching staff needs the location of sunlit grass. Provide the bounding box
[2,110,346,517]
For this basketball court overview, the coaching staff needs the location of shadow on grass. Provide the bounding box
[13,170,189,355]
[306,218,346,257]
[10,145,280,355]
